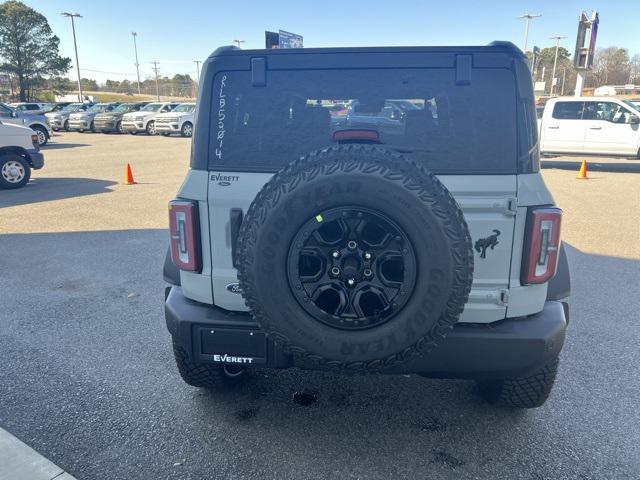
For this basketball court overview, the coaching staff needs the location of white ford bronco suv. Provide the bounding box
[164,43,570,408]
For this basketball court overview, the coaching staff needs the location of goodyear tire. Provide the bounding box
[237,145,474,371]
[477,357,560,408]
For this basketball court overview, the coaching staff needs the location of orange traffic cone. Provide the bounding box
[576,159,588,179]
[124,163,137,185]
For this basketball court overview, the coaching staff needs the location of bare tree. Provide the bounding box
[591,47,631,86]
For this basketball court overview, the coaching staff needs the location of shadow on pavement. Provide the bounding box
[0,177,116,208]
[42,142,91,150]
[541,159,640,173]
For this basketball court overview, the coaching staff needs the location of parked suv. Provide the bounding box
[10,102,46,115]
[46,102,92,131]
[540,96,640,157]
[0,102,52,146]
[94,102,149,134]
[164,43,570,409]
[0,120,44,189]
[121,102,179,135]
[68,103,120,133]
[154,102,196,137]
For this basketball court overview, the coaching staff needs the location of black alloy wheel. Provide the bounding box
[287,206,416,330]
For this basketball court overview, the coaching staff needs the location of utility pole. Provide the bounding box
[132,32,141,95]
[61,12,83,102]
[549,35,567,95]
[516,13,542,54]
[151,61,160,101]
[233,39,245,48]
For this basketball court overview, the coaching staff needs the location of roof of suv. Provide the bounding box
[207,41,524,58]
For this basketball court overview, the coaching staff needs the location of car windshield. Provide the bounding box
[139,103,163,112]
[114,104,136,113]
[88,104,109,113]
[623,100,640,112]
[61,104,83,113]
[172,104,195,113]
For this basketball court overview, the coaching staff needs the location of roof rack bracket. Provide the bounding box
[456,55,472,85]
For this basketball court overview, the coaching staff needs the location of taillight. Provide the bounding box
[169,200,201,272]
[522,207,562,284]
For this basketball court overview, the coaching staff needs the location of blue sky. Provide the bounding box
[23,0,640,83]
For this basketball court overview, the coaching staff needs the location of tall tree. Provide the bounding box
[0,0,71,100]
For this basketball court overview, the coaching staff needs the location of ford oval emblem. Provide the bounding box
[218,181,231,187]
[226,283,242,294]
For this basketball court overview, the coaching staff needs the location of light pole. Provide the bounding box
[132,32,141,95]
[516,13,542,53]
[233,39,245,48]
[151,61,160,101]
[61,12,83,102]
[194,60,201,81]
[549,35,567,95]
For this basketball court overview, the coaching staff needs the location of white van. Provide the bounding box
[539,97,640,157]
[0,121,44,189]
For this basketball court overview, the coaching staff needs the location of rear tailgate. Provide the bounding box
[207,173,517,324]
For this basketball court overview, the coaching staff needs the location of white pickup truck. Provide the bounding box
[539,97,640,157]
[0,121,45,189]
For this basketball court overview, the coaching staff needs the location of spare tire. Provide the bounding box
[237,145,473,371]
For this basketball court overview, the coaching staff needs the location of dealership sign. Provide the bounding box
[265,30,303,49]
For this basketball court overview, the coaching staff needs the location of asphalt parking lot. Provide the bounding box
[1,132,639,479]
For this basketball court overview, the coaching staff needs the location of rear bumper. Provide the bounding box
[165,286,567,379]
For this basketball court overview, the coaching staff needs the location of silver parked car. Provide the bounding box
[46,103,93,132]
[68,103,120,133]
[0,102,52,146]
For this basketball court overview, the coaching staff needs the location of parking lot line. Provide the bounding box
[0,427,77,480]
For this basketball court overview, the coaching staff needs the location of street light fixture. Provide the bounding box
[61,12,83,102]
[516,13,542,53]
[132,32,141,95]
[550,35,568,95]
[233,39,245,48]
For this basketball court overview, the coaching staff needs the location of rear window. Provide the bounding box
[208,68,518,174]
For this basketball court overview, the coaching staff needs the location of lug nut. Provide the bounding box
[347,240,357,250]
[332,251,340,259]
[347,278,355,287]
[363,252,372,260]
[330,267,341,276]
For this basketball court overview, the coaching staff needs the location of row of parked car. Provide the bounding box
[47,101,196,137]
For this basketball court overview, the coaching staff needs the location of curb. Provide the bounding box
[0,427,77,480]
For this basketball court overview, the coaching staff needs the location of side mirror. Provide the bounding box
[630,116,639,125]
